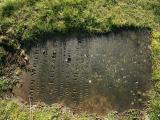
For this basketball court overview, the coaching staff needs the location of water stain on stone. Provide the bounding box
[14,29,152,114]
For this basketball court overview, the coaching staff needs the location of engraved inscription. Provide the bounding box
[15,29,151,114]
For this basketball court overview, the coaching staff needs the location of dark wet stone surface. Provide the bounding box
[14,29,152,114]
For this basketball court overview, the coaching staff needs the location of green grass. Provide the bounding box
[0,100,147,120]
[150,96,160,120]
[0,78,11,96]
[0,100,109,120]
[0,0,159,45]
[0,0,160,119]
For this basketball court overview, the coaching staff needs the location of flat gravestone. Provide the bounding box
[15,29,151,114]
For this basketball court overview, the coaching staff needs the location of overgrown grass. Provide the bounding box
[0,78,11,96]
[0,100,148,120]
[0,100,117,120]
[0,0,160,119]
[0,0,159,46]
[150,96,160,120]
